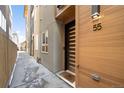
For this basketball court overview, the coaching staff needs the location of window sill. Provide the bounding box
[41,51,48,54]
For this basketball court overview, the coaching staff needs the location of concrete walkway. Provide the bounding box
[10,51,71,88]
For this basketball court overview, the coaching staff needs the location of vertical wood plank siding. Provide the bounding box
[76,6,124,87]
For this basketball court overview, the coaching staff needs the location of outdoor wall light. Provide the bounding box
[91,12,100,19]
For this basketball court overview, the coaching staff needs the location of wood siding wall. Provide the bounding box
[76,6,124,87]
[0,31,17,87]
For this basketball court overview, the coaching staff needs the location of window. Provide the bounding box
[91,5,100,19]
[45,31,48,52]
[41,30,48,53]
[0,10,2,27]
[42,32,45,44]
[1,12,4,29]
[3,16,6,31]
[5,18,6,31]
[0,10,6,31]
[91,5,100,15]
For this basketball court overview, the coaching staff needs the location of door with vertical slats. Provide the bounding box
[65,20,75,73]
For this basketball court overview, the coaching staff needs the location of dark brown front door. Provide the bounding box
[65,20,75,73]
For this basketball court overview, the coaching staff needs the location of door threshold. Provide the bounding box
[56,70,75,88]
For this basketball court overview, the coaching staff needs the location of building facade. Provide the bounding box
[0,5,12,37]
[24,5,31,54]
[11,32,19,47]
[24,5,124,88]
[24,5,41,59]
[20,40,26,51]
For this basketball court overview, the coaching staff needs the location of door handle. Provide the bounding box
[91,73,101,81]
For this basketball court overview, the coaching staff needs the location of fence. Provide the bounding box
[0,31,17,87]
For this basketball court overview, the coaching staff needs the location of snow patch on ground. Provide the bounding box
[10,51,71,88]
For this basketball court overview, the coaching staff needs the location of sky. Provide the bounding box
[11,5,26,44]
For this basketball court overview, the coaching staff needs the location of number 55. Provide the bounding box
[93,23,102,31]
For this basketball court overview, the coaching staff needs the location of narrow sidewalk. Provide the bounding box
[10,51,71,88]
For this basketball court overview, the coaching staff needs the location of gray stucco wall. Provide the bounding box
[52,21,65,73]
[39,5,65,73]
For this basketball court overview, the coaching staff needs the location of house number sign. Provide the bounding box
[93,23,102,31]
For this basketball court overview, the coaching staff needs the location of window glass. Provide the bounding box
[46,45,48,52]
[42,32,45,44]
[91,5,100,15]
[41,30,48,53]
[4,18,6,31]
[3,16,6,31]
[1,13,4,30]
[0,11,6,31]
[45,30,48,44]
[0,10,2,28]
[42,46,45,52]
